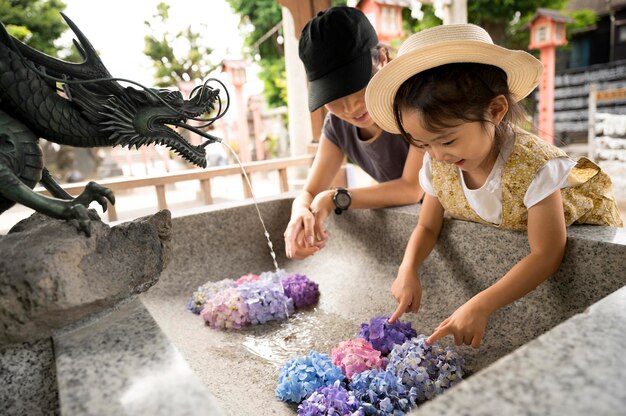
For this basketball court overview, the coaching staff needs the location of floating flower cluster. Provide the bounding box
[331,338,385,380]
[387,335,464,400]
[276,351,345,403]
[276,317,465,415]
[187,269,319,330]
[186,278,236,314]
[358,315,417,355]
[238,279,295,325]
[282,273,320,308]
[297,381,363,416]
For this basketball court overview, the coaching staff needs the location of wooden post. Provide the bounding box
[278,168,289,192]
[200,179,213,205]
[156,185,167,210]
[587,84,597,160]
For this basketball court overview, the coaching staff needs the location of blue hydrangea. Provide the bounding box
[186,278,236,314]
[297,380,364,416]
[386,335,463,401]
[238,279,295,324]
[358,316,417,355]
[276,351,345,403]
[350,368,417,415]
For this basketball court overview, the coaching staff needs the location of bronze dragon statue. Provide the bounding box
[0,14,227,236]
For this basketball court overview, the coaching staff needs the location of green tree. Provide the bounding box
[0,0,75,58]
[143,2,220,88]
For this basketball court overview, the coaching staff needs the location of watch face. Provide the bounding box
[335,192,351,209]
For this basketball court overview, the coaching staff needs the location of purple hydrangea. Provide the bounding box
[200,287,250,329]
[297,380,364,416]
[238,279,295,324]
[281,274,320,308]
[349,368,418,415]
[386,335,463,401]
[358,316,417,355]
[186,278,236,314]
[276,351,345,403]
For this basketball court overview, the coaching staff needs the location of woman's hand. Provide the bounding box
[426,299,490,348]
[309,190,335,244]
[389,265,422,323]
[284,204,327,260]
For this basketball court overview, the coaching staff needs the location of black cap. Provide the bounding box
[299,7,378,112]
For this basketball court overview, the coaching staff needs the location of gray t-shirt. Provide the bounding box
[323,112,409,182]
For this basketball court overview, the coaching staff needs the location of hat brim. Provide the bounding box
[365,41,543,133]
[308,52,373,112]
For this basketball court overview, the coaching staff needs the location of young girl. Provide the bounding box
[283,7,424,260]
[365,24,623,348]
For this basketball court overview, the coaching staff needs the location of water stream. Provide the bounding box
[221,142,279,272]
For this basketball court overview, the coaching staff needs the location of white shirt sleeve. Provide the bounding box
[524,157,576,208]
[418,153,437,196]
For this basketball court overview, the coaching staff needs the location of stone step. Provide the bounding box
[53,297,225,416]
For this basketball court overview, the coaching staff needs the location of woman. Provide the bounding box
[284,6,425,259]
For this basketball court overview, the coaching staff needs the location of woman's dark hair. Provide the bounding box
[371,43,390,76]
[392,63,526,147]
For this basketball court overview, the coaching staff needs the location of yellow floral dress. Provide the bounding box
[431,133,623,230]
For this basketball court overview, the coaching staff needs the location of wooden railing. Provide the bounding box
[36,155,314,221]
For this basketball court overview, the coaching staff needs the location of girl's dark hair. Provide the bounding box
[392,63,526,147]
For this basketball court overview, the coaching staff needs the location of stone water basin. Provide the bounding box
[141,196,625,415]
[4,195,625,415]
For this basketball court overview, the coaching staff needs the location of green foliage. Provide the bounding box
[257,57,287,108]
[0,0,72,58]
[143,2,220,88]
[400,4,441,47]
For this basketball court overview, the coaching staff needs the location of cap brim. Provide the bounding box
[308,52,373,112]
[365,41,543,133]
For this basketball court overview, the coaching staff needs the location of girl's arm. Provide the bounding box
[389,194,445,322]
[427,190,567,348]
[284,134,345,259]
[310,145,425,242]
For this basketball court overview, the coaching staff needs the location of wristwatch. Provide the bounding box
[332,188,352,215]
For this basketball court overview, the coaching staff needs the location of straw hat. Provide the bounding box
[365,24,543,134]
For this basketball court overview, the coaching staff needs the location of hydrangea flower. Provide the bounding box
[331,339,385,380]
[297,380,364,416]
[281,274,320,308]
[259,268,288,283]
[358,316,417,355]
[200,287,249,329]
[350,368,417,415]
[276,351,345,403]
[238,279,295,324]
[386,335,463,401]
[186,278,236,314]
[236,273,259,286]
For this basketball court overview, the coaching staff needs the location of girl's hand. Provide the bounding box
[427,299,489,348]
[284,205,324,259]
[389,266,422,323]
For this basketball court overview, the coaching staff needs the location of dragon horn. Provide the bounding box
[5,13,122,92]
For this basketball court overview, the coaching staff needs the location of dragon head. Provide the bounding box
[99,85,223,168]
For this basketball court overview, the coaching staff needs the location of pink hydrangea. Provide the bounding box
[200,287,250,329]
[236,273,260,286]
[331,338,385,380]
